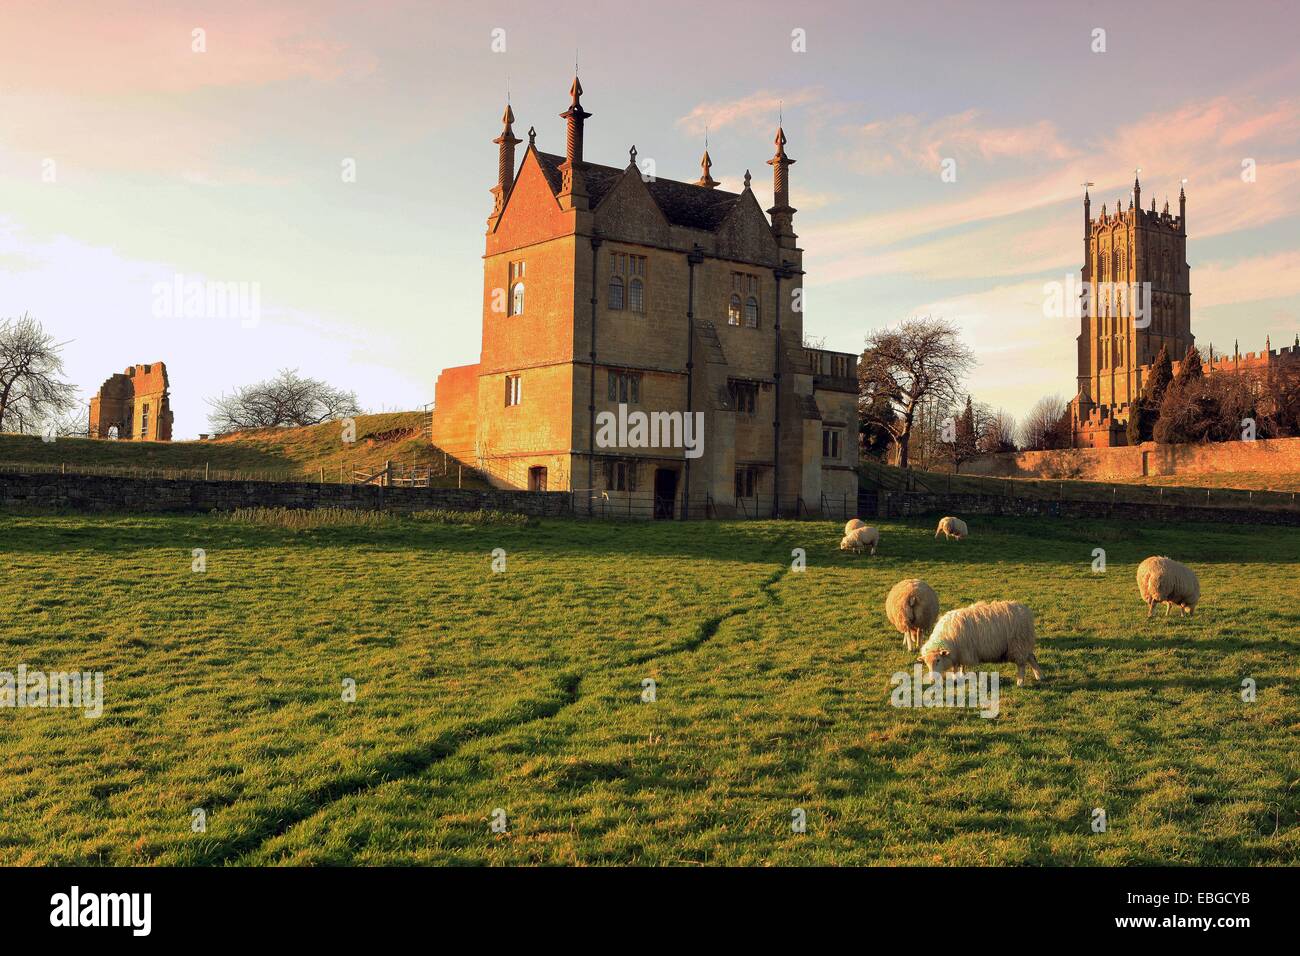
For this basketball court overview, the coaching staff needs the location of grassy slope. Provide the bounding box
[1,512,1296,865]
[859,459,1298,510]
[0,412,488,488]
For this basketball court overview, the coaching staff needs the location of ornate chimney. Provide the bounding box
[767,126,797,248]
[489,103,522,225]
[557,76,590,211]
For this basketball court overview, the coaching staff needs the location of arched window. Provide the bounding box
[728,294,742,326]
[509,282,525,316]
[609,275,624,310]
[629,277,644,313]
[744,296,759,328]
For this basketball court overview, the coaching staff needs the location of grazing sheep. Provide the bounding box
[1136,556,1200,618]
[885,578,940,652]
[919,600,1042,686]
[839,525,879,555]
[935,516,968,540]
[845,517,866,536]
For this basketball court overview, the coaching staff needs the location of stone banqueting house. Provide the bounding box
[1069,177,1299,447]
[88,362,174,441]
[430,77,859,518]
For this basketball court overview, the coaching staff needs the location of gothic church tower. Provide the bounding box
[1074,177,1193,427]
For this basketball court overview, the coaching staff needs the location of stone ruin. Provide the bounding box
[88,362,173,441]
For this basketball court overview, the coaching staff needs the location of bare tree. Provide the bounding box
[207,368,361,433]
[859,317,975,469]
[0,313,78,434]
[979,408,1018,454]
[1019,394,1069,451]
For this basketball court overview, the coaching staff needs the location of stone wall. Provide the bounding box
[875,490,1300,526]
[964,436,1300,481]
[0,473,570,516]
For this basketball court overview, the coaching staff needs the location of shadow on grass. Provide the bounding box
[0,511,1295,570]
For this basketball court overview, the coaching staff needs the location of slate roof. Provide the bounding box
[535,152,744,232]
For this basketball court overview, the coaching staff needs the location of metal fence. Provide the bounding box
[568,490,867,521]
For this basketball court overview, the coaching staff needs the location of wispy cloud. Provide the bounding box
[0,2,372,95]
[811,92,1300,287]
[847,110,1075,174]
[677,88,822,135]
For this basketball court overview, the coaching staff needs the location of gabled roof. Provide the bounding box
[535,152,745,232]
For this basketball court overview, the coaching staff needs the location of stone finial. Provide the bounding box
[528,126,536,147]
[628,145,637,169]
[743,169,752,190]
[696,148,718,189]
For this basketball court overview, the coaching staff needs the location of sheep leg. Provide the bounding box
[1016,662,1026,687]
[1028,654,1043,681]
[1146,598,1155,619]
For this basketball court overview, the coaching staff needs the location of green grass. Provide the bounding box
[1,510,1297,865]
[1117,471,1300,494]
[860,458,1300,511]
[0,412,490,488]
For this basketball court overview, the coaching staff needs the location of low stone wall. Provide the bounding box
[876,490,1300,526]
[964,436,1300,481]
[0,473,571,517]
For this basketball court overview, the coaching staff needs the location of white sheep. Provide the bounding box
[885,578,940,652]
[1136,556,1200,618]
[845,517,866,536]
[920,600,1042,686]
[935,516,968,540]
[840,525,879,555]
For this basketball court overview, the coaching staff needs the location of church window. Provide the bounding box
[728,380,758,415]
[508,261,526,315]
[505,374,522,407]
[604,459,637,492]
[822,428,841,460]
[728,294,742,326]
[734,467,757,499]
[608,253,646,311]
[608,371,641,404]
[744,296,759,328]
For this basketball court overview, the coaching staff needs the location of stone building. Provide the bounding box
[88,362,173,441]
[430,77,859,517]
[1069,179,1298,446]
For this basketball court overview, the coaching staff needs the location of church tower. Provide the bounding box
[1074,174,1193,432]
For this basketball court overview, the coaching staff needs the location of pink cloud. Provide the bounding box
[812,93,1300,286]
[0,1,373,95]
[848,110,1075,173]
[676,88,822,135]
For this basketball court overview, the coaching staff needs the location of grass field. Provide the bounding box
[1,510,1297,865]
[0,412,489,488]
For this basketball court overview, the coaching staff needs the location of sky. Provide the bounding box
[1,0,1297,438]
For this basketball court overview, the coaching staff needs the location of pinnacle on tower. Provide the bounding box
[767,125,797,246]
[488,102,523,226]
[557,75,591,210]
[696,147,718,189]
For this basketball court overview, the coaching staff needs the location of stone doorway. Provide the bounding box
[653,468,677,520]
